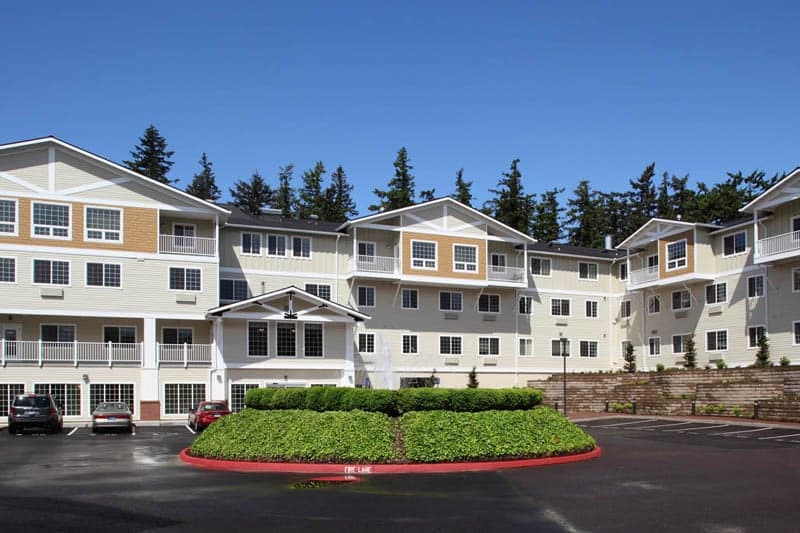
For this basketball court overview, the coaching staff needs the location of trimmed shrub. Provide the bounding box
[341,388,399,415]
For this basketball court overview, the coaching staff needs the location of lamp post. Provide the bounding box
[560,338,569,417]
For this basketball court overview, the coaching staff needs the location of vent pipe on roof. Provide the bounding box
[309,214,319,220]
[262,207,282,215]
[604,235,613,250]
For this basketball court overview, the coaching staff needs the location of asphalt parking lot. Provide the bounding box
[1,417,799,532]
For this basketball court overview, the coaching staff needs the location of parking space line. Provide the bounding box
[185,424,196,435]
[67,427,79,437]
[759,432,800,441]
[664,424,721,432]
[634,421,695,430]
[714,427,772,436]
[595,419,658,428]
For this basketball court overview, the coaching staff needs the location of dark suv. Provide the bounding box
[8,393,64,434]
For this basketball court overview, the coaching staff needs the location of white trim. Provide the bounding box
[578,339,600,358]
[704,329,729,353]
[438,290,464,312]
[792,321,800,346]
[162,382,207,417]
[101,324,138,343]
[704,281,728,305]
[746,324,766,350]
[401,333,419,355]
[240,231,263,256]
[59,177,132,196]
[40,322,78,341]
[0,197,19,236]
[452,243,478,273]
[400,287,419,310]
[477,336,501,357]
[670,288,692,311]
[578,261,599,281]
[437,334,463,356]
[0,255,17,284]
[409,239,437,270]
[670,332,691,356]
[549,297,571,317]
[1,308,206,320]
[0,171,48,193]
[291,235,313,260]
[167,265,202,292]
[266,233,287,257]
[550,337,571,357]
[523,287,624,298]
[746,274,765,299]
[620,299,632,318]
[208,285,369,321]
[0,242,218,264]
[518,336,533,357]
[518,295,533,315]
[302,322,325,358]
[357,285,376,308]
[83,205,124,244]
[219,266,336,280]
[226,222,341,237]
[220,278,250,302]
[160,326,195,344]
[48,147,56,192]
[584,299,599,319]
[740,166,800,213]
[529,256,552,277]
[246,320,269,358]
[0,189,215,213]
[356,241,377,261]
[33,380,82,417]
[31,257,71,287]
[357,332,376,354]
[477,293,501,314]
[721,230,748,258]
[665,238,688,271]
[647,294,661,315]
[30,200,72,240]
[793,267,800,293]
[617,218,718,249]
[85,261,123,289]
[647,336,662,357]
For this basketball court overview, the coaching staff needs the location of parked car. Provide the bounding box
[188,401,231,431]
[91,402,133,433]
[8,393,63,434]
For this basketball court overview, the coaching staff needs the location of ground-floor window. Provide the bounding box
[0,383,24,416]
[164,383,206,415]
[400,377,434,388]
[90,383,135,413]
[277,323,297,357]
[34,383,81,416]
[706,330,728,352]
[519,337,533,357]
[358,333,375,353]
[478,337,500,356]
[230,383,259,413]
[552,338,570,357]
[579,340,598,358]
[648,337,661,357]
[304,323,323,357]
[795,321,800,345]
[748,326,765,349]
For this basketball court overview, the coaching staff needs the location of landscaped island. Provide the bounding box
[189,388,595,464]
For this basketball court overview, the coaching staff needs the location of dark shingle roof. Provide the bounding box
[221,204,344,233]
[526,242,627,260]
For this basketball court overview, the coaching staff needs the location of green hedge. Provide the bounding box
[244,387,542,415]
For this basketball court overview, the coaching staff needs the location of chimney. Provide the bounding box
[604,235,613,250]
[309,214,319,220]
[262,207,282,216]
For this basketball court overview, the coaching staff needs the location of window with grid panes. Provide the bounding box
[221,279,249,301]
[0,199,17,234]
[85,207,121,241]
[585,300,598,318]
[41,324,75,342]
[305,283,331,300]
[401,288,418,309]
[90,383,134,413]
[34,383,81,416]
[241,232,261,254]
[86,263,121,287]
[618,263,628,280]
[552,339,571,357]
[0,384,24,416]
[34,259,69,285]
[169,267,201,291]
[32,202,70,238]
[551,299,570,316]
[304,323,323,357]
[267,234,286,256]
[402,334,418,354]
[649,337,661,356]
[247,322,268,356]
[579,262,598,280]
[439,336,462,355]
[580,341,598,358]
[705,283,727,304]
[478,294,500,313]
[672,334,689,354]
[103,326,136,343]
[0,257,15,283]
[292,236,311,258]
[667,239,687,270]
[230,383,259,412]
[747,276,764,298]
[164,383,206,415]
[672,290,691,310]
[620,300,632,318]
[357,241,375,260]
[706,330,728,351]
[439,291,462,311]
[411,241,436,269]
[723,232,746,256]
[478,337,500,356]
[748,326,766,349]
[453,245,477,271]
[357,286,375,307]
[519,296,533,315]
[358,333,375,353]
[162,328,193,344]
[519,338,533,356]
[530,257,551,276]
[276,323,296,356]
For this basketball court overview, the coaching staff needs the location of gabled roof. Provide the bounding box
[207,285,370,322]
[526,242,627,260]
[221,204,344,234]
[616,218,719,249]
[740,167,800,213]
[0,136,230,216]
[338,196,536,243]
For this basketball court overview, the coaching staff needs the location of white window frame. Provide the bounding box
[172,223,196,249]
[793,268,800,293]
[304,283,331,300]
[671,289,692,311]
[647,254,659,269]
[490,253,507,272]
[621,340,632,359]
[31,201,71,240]
[519,296,533,315]
[452,243,478,272]
[438,335,463,356]
[530,257,552,277]
[32,258,71,286]
[518,336,533,357]
[647,294,661,315]
[551,338,571,357]
[478,336,500,357]
[291,235,312,259]
[357,285,376,308]
[266,234,287,257]
[84,206,123,243]
[705,329,729,353]
[275,322,298,357]
[579,340,599,358]
[438,290,463,312]
[747,275,764,299]
[550,298,571,317]
[357,241,376,262]
[88,382,136,414]
[578,262,599,281]
[478,293,501,314]
[40,323,77,342]
[85,262,122,289]
[0,197,19,236]
[34,382,83,417]
[168,266,202,292]
[793,321,800,346]
[401,288,419,310]
[0,256,17,284]
[618,263,628,281]
[722,231,747,257]
[229,382,260,413]
[705,282,727,305]
[671,333,690,355]
[161,327,194,345]
[585,300,598,319]
[620,300,632,319]
[303,322,324,358]
[410,239,437,270]
[358,332,375,354]
[221,279,250,302]
[162,382,207,416]
[747,325,766,350]
[246,321,269,357]
[102,325,138,344]
[402,334,419,355]
[648,337,661,357]
[240,232,262,256]
[666,238,688,271]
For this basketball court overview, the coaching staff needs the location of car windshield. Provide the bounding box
[13,396,50,408]
[202,403,226,411]
[96,402,128,413]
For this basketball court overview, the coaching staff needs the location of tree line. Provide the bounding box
[123,124,784,243]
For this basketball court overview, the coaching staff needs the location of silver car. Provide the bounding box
[91,402,133,433]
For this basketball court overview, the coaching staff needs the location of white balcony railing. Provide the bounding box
[629,265,660,286]
[487,264,526,283]
[350,255,399,275]
[157,343,213,367]
[756,230,800,259]
[1,340,142,367]
[158,234,216,256]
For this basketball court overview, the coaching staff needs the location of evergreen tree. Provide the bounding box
[484,159,532,234]
[453,168,473,207]
[624,342,636,373]
[124,125,176,184]
[655,172,675,220]
[297,161,326,219]
[185,152,221,201]
[683,336,697,369]
[566,180,605,248]
[274,164,297,217]
[467,366,479,388]
[668,174,699,221]
[419,189,436,202]
[754,332,772,367]
[370,147,416,212]
[229,171,274,215]
[530,187,564,242]
[322,165,358,222]
[601,192,633,246]
[627,162,657,232]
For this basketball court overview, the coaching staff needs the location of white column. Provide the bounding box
[140,317,159,403]
[341,324,355,387]
[211,317,227,400]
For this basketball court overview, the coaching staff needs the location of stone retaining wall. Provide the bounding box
[529,367,800,422]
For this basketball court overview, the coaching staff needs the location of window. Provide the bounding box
[357,241,375,261]
[357,286,375,307]
[32,202,70,238]
[439,336,462,355]
[672,334,690,354]
[551,339,570,357]
[33,259,69,285]
[230,383,259,413]
[618,263,628,281]
[411,240,436,269]
[551,298,570,317]
[169,267,201,291]
[276,323,297,356]
[748,326,766,349]
[0,199,18,234]
[706,330,728,352]
[723,232,746,256]
[705,283,727,304]
[221,279,249,301]
[666,239,687,270]
[585,300,598,318]
[401,288,419,309]
[439,291,463,311]
[648,337,661,357]
[478,294,500,313]
[267,234,286,256]
[0,257,15,283]
[671,290,691,310]
[530,257,551,276]
[478,337,500,356]
[241,232,261,255]
[402,334,418,355]
[162,328,193,345]
[0,384,25,418]
[103,326,136,344]
[648,295,661,314]
[164,383,206,415]
[247,322,268,356]
[173,224,196,248]
[621,340,632,359]
[519,337,533,357]
[579,262,598,280]
[580,340,598,358]
[89,383,134,413]
[305,283,331,300]
[795,322,800,345]
[358,333,375,353]
[519,296,533,315]
[41,324,75,342]
[748,275,764,298]
[794,268,800,292]
[648,255,659,269]
[620,300,631,318]
[304,323,323,357]
[490,253,506,272]
[292,236,311,258]
[85,207,121,242]
[86,263,121,288]
[453,244,477,272]
[34,384,81,416]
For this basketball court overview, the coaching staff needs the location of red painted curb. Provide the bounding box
[179,446,602,475]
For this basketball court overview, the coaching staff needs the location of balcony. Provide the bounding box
[157,343,213,367]
[349,255,399,276]
[487,264,526,284]
[158,234,216,257]
[1,341,141,367]
[755,230,800,263]
[629,266,660,286]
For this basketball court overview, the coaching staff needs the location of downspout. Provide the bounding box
[335,234,342,303]
[514,288,519,388]
[609,258,617,370]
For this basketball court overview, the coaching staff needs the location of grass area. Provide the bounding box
[189,406,595,464]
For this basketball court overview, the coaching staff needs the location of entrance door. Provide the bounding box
[2,324,21,358]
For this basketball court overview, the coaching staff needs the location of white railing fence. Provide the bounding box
[629,265,660,285]
[487,264,526,282]
[158,234,216,256]
[756,230,800,258]
[351,255,399,274]
[157,343,213,367]
[1,340,142,367]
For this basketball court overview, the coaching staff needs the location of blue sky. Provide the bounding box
[2,1,798,213]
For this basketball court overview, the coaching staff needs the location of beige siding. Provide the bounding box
[220,229,341,275]
[761,198,800,238]
[0,147,50,190]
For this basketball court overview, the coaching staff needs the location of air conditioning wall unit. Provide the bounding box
[555,319,569,326]
[675,311,688,319]
[707,305,723,315]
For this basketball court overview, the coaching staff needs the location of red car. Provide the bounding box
[187,401,231,431]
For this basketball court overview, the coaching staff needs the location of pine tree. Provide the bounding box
[684,336,697,369]
[601,192,633,246]
[229,171,274,215]
[274,164,296,217]
[453,168,473,207]
[484,159,532,234]
[628,162,657,231]
[419,189,436,202]
[566,180,605,248]
[668,174,698,221]
[467,366,479,388]
[370,147,416,212]
[185,152,221,201]
[655,172,675,220]
[297,161,326,219]
[530,187,564,242]
[322,165,358,222]
[754,332,772,367]
[624,342,636,373]
[124,125,176,184]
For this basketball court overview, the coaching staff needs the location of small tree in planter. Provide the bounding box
[624,343,636,373]
[467,366,479,388]
[754,333,772,367]
[684,336,697,369]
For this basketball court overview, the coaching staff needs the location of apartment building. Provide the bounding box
[0,136,798,422]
